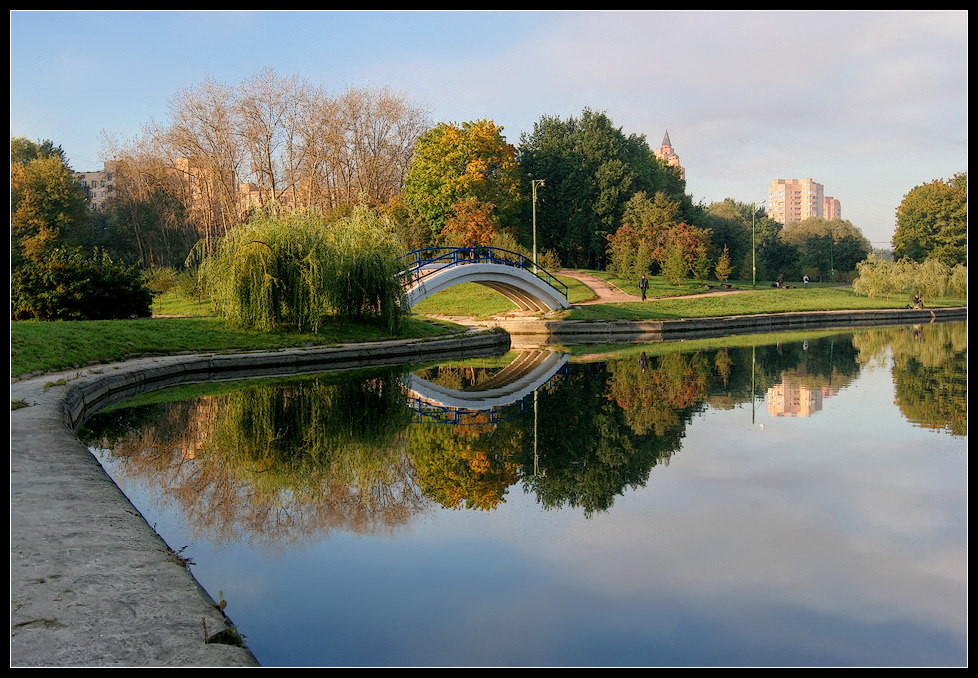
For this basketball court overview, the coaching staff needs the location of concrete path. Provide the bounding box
[558,269,638,304]
[10,367,261,667]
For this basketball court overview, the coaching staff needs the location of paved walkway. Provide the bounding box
[558,270,639,304]
[558,270,746,305]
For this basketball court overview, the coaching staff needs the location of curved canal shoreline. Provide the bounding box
[10,330,509,667]
[9,309,966,666]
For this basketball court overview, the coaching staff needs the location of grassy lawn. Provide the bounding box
[587,269,847,299]
[151,291,214,317]
[565,286,967,321]
[585,268,725,298]
[10,273,965,378]
[11,315,464,378]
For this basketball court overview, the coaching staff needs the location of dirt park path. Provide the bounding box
[558,270,746,305]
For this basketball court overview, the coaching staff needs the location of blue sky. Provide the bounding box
[10,10,968,249]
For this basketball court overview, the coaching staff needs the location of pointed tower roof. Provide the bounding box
[661,130,672,148]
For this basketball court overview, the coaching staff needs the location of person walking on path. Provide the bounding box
[803,274,809,289]
[639,274,649,301]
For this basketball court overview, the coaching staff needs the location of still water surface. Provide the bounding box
[81,322,967,666]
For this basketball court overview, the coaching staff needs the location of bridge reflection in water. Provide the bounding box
[406,350,569,425]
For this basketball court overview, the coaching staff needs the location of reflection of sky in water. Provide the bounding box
[92,338,966,667]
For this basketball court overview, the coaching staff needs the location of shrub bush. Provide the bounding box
[11,248,153,320]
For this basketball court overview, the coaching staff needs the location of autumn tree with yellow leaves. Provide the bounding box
[404,119,522,243]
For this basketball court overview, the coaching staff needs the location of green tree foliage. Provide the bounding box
[11,137,68,165]
[893,172,967,266]
[947,263,968,297]
[703,199,754,277]
[606,191,682,278]
[404,119,522,241]
[779,218,871,282]
[752,216,798,283]
[518,109,690,268]
[607,191,713,283]
[661,241,692,285]
[11,138,92,269]
[11,248,152,320]
[715,245,733,283]
[201,203,407,333]
[853,254,964,301]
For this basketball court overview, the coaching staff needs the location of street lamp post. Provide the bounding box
[531,179,545,271]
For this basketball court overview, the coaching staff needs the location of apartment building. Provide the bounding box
[767,178,841,225]
[823,195,842,221]
[73,161,117,210]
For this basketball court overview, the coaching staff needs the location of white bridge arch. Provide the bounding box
[407,350,570,424]
[399,247,571,312]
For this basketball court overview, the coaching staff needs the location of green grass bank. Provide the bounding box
[11,274,966,379]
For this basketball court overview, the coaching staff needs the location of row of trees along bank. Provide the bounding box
[11,69,967,325]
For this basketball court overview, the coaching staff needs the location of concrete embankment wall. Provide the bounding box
[485,307,967,344]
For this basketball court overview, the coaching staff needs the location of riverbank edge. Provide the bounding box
[482,306,967,343]
[10,329,509,667]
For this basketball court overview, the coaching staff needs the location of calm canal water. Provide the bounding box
[80,321,967,667]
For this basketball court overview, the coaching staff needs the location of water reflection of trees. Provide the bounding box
[852,322,967,436]
[80,324,966,540]
[82,369,429,546]
[518,361,685,517]
[409,422,522,511]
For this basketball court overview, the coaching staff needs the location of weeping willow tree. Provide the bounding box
[200,203,407,332]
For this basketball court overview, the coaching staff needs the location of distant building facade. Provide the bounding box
[767,178,841,225]
[654,131,684,180]
[823,195,842,221]
[73,161,117,211]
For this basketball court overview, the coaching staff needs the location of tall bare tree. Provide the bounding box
[105,71,430,260]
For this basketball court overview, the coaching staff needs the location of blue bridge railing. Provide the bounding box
[396,247,569,300]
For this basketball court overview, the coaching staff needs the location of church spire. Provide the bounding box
[654,130,684,181]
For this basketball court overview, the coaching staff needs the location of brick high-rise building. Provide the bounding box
[767,178,841,225]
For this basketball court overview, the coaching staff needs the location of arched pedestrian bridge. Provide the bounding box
[398,247,571,312]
